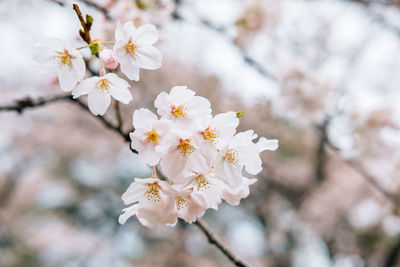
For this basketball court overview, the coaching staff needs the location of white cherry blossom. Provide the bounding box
[34,38,85,92]
[170,185,207,223]
[222,177,257,206]
[214,130,278,187]
[187,171,224,210]
[72,73,132,116]
[130,108,173,165]
[119,177,178,228]
[158,129,208,184]
[113,21,162,81]
[154,86,211,125]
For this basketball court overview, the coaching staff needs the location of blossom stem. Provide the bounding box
[152,166,157,178]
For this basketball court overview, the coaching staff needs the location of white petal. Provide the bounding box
[88,90,111,116]
[133,108,158,129]
[257,137,279,152]
[135,45,162,70]
[109,81,132,104]
[72,76,99,98]
[119,204,139,224]
[123,21,136,36]
[57,65,79,92]
[154,91,171,118]
[115,22,128,41]
[134,24,159,45]
[119,57,140,81]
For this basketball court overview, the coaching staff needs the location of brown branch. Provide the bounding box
[73,4,92,44]
[0,94,72,113]
[194,218,250,267]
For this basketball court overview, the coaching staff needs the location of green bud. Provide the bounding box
[236,110,245,118]
[90,43,99,55]
[85,14,93,30]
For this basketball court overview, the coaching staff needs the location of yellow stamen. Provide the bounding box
[55,49,75,68]
[175,196,189,210]
[125,38,138,56]
[96,79,111,92]
[201,127,218,143]
[146,129,160,144]
[194,174,210,191]
[171,105,187,118]
[177,138,194,156]
[145,182,161,201]
[224,149,239,165]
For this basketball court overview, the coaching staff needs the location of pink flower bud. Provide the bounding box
[100,49,119,70]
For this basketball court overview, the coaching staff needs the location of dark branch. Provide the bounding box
[0,94,71,114]
[194,218,249,267]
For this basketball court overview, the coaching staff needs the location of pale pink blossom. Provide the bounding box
[170,185,207,223]
[222,177,257,206]
[99,48,119,70]
[72,73,132,116]
[154,86,211,125]
[130,108,173,165]
[187,171,224,210]
[158,129,208,184]
[214,130,278,187]
[34,38,85,92]
[119,178,178,228]
[113,21,162,81]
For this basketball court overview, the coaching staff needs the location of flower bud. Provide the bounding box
[100,48,119,70]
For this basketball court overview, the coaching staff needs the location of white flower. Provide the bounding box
[214,130,278,187]
[154,86,211,125]
[193,111,239,164]
[187,171,224,210]
[34,38,85,92]
[113,21,162,81]
[130,108,173,165]
[72,73,132,116]
[222,177,257,206]
[158,129,208,184]
[119,177,178,228]
[171,185,207,223]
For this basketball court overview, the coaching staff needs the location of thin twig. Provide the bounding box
[0,94,71,113]
[73,3,92,44]
[194,218,250,267]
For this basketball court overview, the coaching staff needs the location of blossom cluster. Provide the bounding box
[119,86,279,228]
[34,21,162,115]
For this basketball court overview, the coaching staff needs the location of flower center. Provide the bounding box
[125,38,138,56]
[145,182,161,201]
[54,49,75,68]
[194,174,210,191]
[201,127,218,143]
[224,149,239,165]
[177,138,194,156]
[171,105,187,118]
[146,129,160,144]
[96,79,111,92]
[175,196,189,210]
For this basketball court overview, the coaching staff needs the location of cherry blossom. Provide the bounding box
[72,73,132,116]
[113,21,162,81]
[170,185,208,223]
[34,38,85,92]
[119,177,177,228]
[154,86,211,125]
[214,130,278,187]
[158,129,208,184]
[130,108,173,165]
[99,48,119,70]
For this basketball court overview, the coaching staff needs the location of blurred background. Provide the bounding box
[1,0,400,266]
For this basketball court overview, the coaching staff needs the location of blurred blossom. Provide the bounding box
[348,199,387,229]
